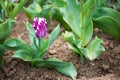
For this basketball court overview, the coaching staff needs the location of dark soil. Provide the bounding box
[0,12,120,80]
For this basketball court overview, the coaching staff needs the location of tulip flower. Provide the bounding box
[32,17,47,38]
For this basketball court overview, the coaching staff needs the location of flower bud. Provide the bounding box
[32,17,47,38]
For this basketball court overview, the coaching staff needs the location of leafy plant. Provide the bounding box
[4,17,77,79]
[22,0,71,30]
[60,0,105,63]
[0,0,28,20]
[93,4,120,40]
[0,44,5,67]
[0,0,28,67]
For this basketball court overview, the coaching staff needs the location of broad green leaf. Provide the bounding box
[23,1,42,20]
[82,21,93,46]
[81,0,97,46]
[9,0,28,19]
[0,19,15,43]
[53,9,71,30]
[63,31,82,55]
[63,31,76,45]
[64,31,82,48]
[93,7,120,22]
[0,44,5,67]
[34,0,47,6]
[37,5,52,19]
[0,21,10,43]
[68,45,80,55]
[93,7,120,40]
[12,50,33,61]
[34,58,77,80]
[49,0,67,8]
[118,0,120,5]
[49,25,60,46]
[61,0,81,37]
[80,37,105,60]
[82,0,96,27]
[4,38,32,51]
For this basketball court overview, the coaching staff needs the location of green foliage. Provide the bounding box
[4,23,77,79]
[34,58,77,80]
[62,0,105,62]
[0,19,15,43]
[0,0,28,19]
[93,7,120,40]
[48,0,67,8]
[23,1,42,20]
[0,0,28,67]
[0,44,5,67]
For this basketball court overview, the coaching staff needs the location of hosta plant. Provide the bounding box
[61,0,105,63]
[4,17,77,80]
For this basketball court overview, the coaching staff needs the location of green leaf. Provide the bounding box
[38,39,49,58]
[24,22,36,45]
[34,0,47,6]
[49,0,67,8]
[0,44,5,67]
[34,58,77,80]
[4,38,32,51]
[0,0,9,17]
[63,31,82,55]
[81,0,97,46]
[12,50,33,61]
[93,7,120,40]
[49,25,60,46]
[0,21,10,43]
[82,0,96,26]
[61,0,81,37]
[63,31,76,45]
[23,1,42,20]
[9,0,28,19]
[24,22,45,51]
[80,37,105,60]
[83,21,93,46]
[0,19,15,43]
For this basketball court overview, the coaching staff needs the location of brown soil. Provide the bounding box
[0,12,120,80]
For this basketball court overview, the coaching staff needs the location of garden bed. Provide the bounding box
[0,12,120,80]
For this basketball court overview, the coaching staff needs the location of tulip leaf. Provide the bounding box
[34,58,77,80]
[38,39,49,58]
[0,44,5,67]
[61,0,81,37]
[12,50,33,61]
[0,21,10,43]
[80,37,105,60]
[81,0,96,45]
[4,38,32,51]
[9,0,28,19]
[49,25,60,46]
[23,1,42,20]
[49,0,67,8]
[0,19,15,43]
[93,7,120,40]
[24,22,40,50]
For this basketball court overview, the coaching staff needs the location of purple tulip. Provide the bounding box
[32,17,47,38]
